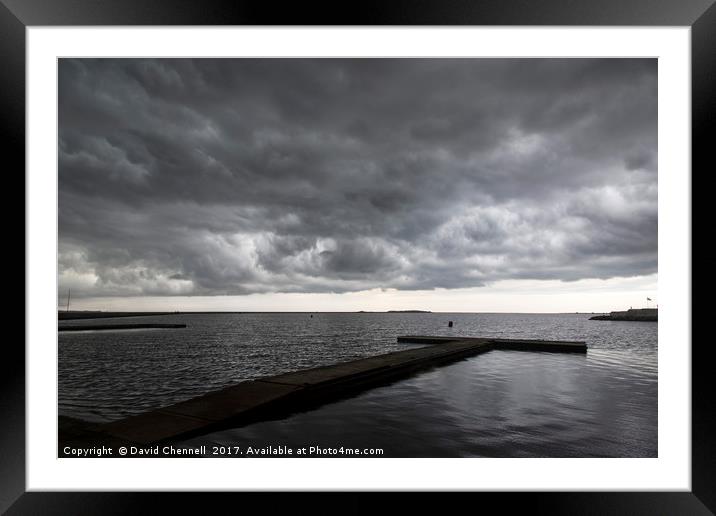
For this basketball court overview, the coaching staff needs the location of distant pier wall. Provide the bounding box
[59,323,187,332]
[590,308,657,322]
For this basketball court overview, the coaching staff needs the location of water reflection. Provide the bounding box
[183,349,655,457]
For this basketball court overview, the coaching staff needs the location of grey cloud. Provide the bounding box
[58,58,657,297]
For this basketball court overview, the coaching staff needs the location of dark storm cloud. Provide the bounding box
[58,58,657,297]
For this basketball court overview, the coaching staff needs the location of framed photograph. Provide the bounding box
[8,0,711,513]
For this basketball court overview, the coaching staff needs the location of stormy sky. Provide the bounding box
[58,58,657,311]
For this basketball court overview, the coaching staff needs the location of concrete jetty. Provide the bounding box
[397,336,587,352]
[59,323,187,332]
[58,335,586,453]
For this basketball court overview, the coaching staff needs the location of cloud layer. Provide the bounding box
[58,58,657,297]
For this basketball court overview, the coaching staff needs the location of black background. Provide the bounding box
[4,0,712,513]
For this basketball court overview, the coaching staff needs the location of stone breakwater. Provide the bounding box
[590,308,657,322]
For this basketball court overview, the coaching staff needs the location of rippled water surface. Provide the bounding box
[59,313,656,457]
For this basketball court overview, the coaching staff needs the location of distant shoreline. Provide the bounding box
[59,310,608,320]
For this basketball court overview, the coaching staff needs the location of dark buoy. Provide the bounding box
[310,314,313,318]
[448,321,453,327]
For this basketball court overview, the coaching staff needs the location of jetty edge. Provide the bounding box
[59,335,586,453]
[590,308,657,322]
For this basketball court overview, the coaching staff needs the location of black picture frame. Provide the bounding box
[6,0,711,513]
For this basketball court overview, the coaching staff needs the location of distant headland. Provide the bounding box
[355,310,433,313]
